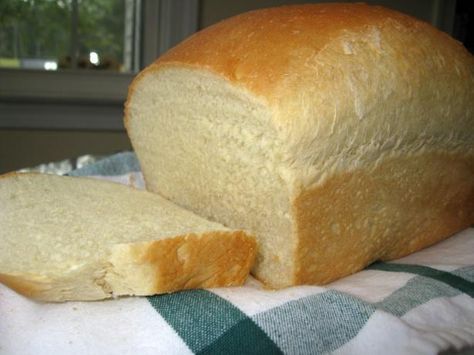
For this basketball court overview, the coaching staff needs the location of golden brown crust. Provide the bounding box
[137,231,256,293]
[123,4,413,129]
[0,273,50,299]
[293,153,474,285]
[0,171,24,180]
[148,4,472,105]
[154,4,404,92]
[1,231,257,302]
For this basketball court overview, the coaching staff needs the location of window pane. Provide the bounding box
[0,0,137,72]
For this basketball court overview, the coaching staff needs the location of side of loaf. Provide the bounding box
[0,173,256,301]
[125,4,474,288]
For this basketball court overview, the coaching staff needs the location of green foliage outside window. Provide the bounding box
[0,0,126,70]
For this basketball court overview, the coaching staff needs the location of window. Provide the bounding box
[0,0,198,130]
[0,0,138,72]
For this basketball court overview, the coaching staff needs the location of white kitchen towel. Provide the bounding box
[1,152,473,355]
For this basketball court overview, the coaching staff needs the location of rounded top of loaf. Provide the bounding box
[136,2,473,127]
[154,3,472,102]
[127,3,473,187]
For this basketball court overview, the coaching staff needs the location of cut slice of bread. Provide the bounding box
[0,173,256,302]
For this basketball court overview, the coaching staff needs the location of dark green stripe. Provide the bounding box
[452,266,474,283]
[199,317,283,355]
[148,290,282,354]
[368,262,474,297]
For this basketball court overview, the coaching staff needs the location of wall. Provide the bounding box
[0,129,131,173]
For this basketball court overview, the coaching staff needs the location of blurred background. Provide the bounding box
[0,0,472,173]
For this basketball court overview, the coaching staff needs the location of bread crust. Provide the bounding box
[106,231,256,296]
[0,273,52,299]
[124,4,424,129]
[293,152,474,285]
[154,4,426,97]
[135,3,473,109]
[0,231,256,302]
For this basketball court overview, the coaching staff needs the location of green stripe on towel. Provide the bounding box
[198,317,283,355]
[252,271,468,354]
[148,290,282,354]
[252,290,374,354]
[148,266,473,354]
[368,262,474,297]
[373,272,460,317]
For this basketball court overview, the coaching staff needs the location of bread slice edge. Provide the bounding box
[0,230,256,302]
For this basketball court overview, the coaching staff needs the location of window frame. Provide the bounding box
[0,0,199,131]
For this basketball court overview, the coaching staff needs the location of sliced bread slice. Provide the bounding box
[0,173,256,302]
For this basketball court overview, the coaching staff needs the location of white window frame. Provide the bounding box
[0,0,199,130]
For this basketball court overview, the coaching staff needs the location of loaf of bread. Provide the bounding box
[0,173,256,301]
[126,3,474,288]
